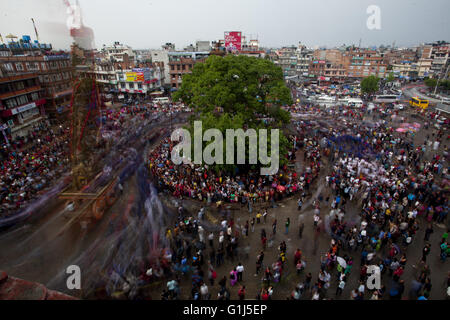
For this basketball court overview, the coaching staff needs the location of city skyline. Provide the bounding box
[0,0,449,50]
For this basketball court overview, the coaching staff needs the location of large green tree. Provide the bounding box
[172,55,293,173]
[360,75,380,95]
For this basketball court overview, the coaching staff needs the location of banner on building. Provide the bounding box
[126,72,137,82]
[224,31,242,51]
[132,68,151,82]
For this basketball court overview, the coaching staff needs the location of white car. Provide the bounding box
[394,104,404,110]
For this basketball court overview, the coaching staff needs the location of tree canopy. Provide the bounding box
[386,72,395,82]
[360,75,380,95]
[173,55,292,125]
[172,55,293,174]
[424,78,438,88]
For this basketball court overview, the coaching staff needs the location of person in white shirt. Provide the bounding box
[236,263,244,281]
[200,283,209,300]
[358,282,365,294]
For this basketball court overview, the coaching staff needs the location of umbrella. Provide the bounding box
[396,128,408,133]
[412,122,421,128]
[337,257,347,268]
[277,185,286,192]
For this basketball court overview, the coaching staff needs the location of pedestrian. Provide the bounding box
[251,218,255,233]
[285,217,290,234]
[272,219,277,236]
[299,222,304,239]
[230,268,238,287]
[336,278,345,296]
[238,285,246,300]
[256,212,262,224]
[421,243,431,263]
[424,224,433,241]
[236,263,244,282]
[263,209,268,224]
[200,282,209,300]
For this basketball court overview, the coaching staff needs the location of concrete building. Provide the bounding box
[168,52,209,89]
[308,49,349,83]
[273,46,298,78]
[195,41,211,52]
[296,44,313,78]
[101,42,135,63]
[0,72,46,139]
[346,49,387,80]
[0,39,73,121]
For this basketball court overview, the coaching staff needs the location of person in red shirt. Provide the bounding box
[261,288,269,300]
[238,286,245,300]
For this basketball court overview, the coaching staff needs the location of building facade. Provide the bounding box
[0,39,73,120]
[0,73,46,139]
[168,52,209,89]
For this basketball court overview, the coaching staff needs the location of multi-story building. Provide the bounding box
[346,49,387,80]
[101,42,135,63]
[296,44,313,78]
[0,73,46,139]
[391,62,418,79]
[430,44,449,78]
[195,41,211,52]
[382,48,418,66]
[0,38,73,121]
[273,46,298,78]
[168,52,209,89]
[308,49,349,83]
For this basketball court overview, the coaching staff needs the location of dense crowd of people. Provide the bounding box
[0,122,70,218]
[0,99,189,220]
[135,98,449,300]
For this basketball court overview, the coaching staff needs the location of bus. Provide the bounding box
[347,98,363,108]
[374,95,399,104]
[315,95,336,107]
[153,97,170,104]
[409,97,429,110]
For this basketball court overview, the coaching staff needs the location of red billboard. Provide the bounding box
[224,31,242,51]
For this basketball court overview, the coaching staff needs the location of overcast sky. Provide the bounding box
[1,0,449,50]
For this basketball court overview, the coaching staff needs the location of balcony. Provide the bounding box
[0,85,41,100]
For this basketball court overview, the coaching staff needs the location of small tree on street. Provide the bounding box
[361,75,380,96]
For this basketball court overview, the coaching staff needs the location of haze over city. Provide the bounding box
[0,0,449,50]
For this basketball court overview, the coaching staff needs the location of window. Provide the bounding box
[15,81,25,90]
[31,92,39,101]
[17,95,28,105]
[5,98,18,109]
[3,63,13,71]
[138,83,142,89]
[15,63,24,71]
[121,83,126,88]
[41,62,47,71]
